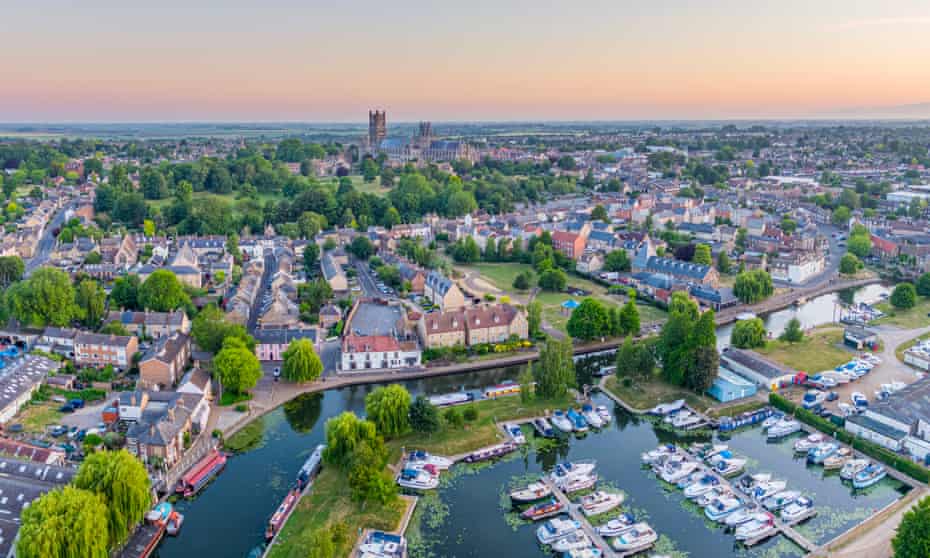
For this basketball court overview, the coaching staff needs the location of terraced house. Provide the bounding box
[418,304,528,349]
[424,270,465,311]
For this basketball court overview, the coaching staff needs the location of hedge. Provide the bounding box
[769,393,930,484]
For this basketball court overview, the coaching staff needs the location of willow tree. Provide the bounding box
[74,450,152,546]
[17,486,109,558]
[365,385,412,438]
[282,338,324,383]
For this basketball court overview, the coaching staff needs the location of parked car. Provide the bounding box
[68,398,85,409]
[826,392,839,402]
[58,403,74,413]
[49,425,68,437]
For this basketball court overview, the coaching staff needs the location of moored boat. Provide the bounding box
[484,381,521,399]
[396,468,438,490]
[807,442,839,464]
[463,442,517,463]
[714,457,746,477]
[853,463,887,489]
[406,450,453,471]
[551,530,592,553]
[751,480,787,501]
[595,405,612,424]
[533,417,555,438]
[551,460,597,484]
[563,549,602,558]
[762,490,800,511]
[536,517,581,544]
[265,488,300,541]
[581,490,624,516]
[840,458,869,480]
[165,510,184,536]
[552,411,574,433]
[297,444,326,489]
[428,391,473,407]
[767,419,801,440]
[780,496,815,523]
[566,408,589,432]
[641,444,676,464]
[562,473,598,494]
[505,423,526,444]
[734,514,776,541]
[358,531,406,558]
[611,523,657,552]
[659,460,700,484]
[704,496,742,521]
[595,513,636,536]
[648,399,685,416]
[823,447,853,470]
[723,505,759,528]
[510,481,552,503]
[793,433,825,453]
[176,449,227,497]
[683,474,719,498]
[520,498,564,521]
[581,404,604,429]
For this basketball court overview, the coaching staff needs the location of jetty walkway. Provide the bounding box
[542,477,621,558]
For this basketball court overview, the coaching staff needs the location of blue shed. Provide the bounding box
[707,367,758,403]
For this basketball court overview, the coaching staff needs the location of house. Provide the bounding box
[38,327,78,356]
[640,256,719,287]
[844,377,930,459]
[319,304,342,329]
[397,263,426,294]
[340,334,421,371]
[138,332,192,390]
[768,252,825,284]
[253,328,318,361]
[74,332,139,370]
[417,310,467,349]
[417,304,527,349]
[689,285,739,311]
[124,391,200,467]
[424,271,466,311]
[576,252,604,274]
[105,310,191,339]
[719,348,797,390]
[321,251,348,293]
[551,230,587,260]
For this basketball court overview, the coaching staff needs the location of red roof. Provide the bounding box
[343,334,400,353]
[551,231,580,243]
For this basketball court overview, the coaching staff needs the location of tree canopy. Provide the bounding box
[364,385,412,438]
[138,269,190,312]
[731,317,767,349]
[891,282,918,310]
[893,495,930,558]
[191,304,254,353]
[6,267,77,327]
[534,337,575,398]
[566,298,611,340]
[73,450,151,546]
[281,338,324,383]
[17,486,110,558]
[733,270,774,304]
[213,336,262,394]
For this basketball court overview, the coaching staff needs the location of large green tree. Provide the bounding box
[213,336,262,394]
[138,269,190,312]
[0,255,24,288]
[891,282,918,310]
[657,292,699,385]
[75,279,106,328]
[731,317,767,349]
[281,338,324,383]
[409,396,440,434]
[917,273,930,297]
[534,337,575,399]
[110,274,141,310]
[364,385,412,437]
[604,250,631,272]
[893,495,930,558]
[839,253,862,275]
[191,304,254,354]
[73,450,151,546]
[693,244,713,266]
[7,267,77,326]
[733,269,774,304]
[527,301,543,338]
[566,298,611,340]
[17,486,109,558]
[618,291,641,335]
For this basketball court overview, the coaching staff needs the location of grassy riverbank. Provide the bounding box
[603,375,714,412]
[754,326,854,373]
[896,332,930,363]
[266,467,406,558]
[873,298,930,329]
[387,393,574,459]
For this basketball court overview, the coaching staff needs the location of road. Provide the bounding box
[24,200,77,276]
[354,258,387,298]
[771,224,843,289]
[246,252,276,333]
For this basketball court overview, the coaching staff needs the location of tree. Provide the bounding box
[17,486,109,558]
[213,336,262,394]
[891,283,918,310]
[75,279,106,328]
[409,396,440,434]
[847,233,872,259]
[604,250,631,272]
[110,274,141,310]
[321,412,395,503]
[618,292,640,335]
[191,304,253,353]
[0,256,24,287]
[616,335,639,378]
[303,243,320,273]
[512,271,533,290]
[892,495,930,558]
[519,364,535,403]
[100,321,130,336]
[84,251,102,264]
[731,318,767,349]
[839,253,862,275]
[832,205,851,226]
[657,292,699,385]
[716,251,731,274]
[684,346,719,393]
[323,412,381,468]
[693,244,713,266]
[443,407,464,428]
[299,279,334,315]
[365,385,411,438]
[534,337,575,399]
[281,338,323,383]
[7,267,77,327]
[348,235,374,260]
[538,269,567,292]
[591,205,608,222]
[780,318,804,343]
[918,273,930,297]
[733,270,774,304]
[138,269,190,312]
[527,301,542,338]
[566,298,611,340]
[73,450,151,546]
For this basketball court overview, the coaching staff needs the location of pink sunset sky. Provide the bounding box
[3,0,930,121]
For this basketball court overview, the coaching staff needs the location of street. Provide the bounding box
[24,200,77,276]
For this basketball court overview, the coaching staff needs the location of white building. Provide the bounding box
[340,334,421,371]
[769,252,825,284]
[845,377,930,460]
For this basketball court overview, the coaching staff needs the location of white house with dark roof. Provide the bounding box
[846,377,930,459]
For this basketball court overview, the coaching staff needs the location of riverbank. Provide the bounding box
[602,374,714,413]
[754,325,854,372]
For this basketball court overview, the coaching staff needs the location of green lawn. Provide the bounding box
[147,191,284,211]
[15,403,63,435]
[873,298,930,329]
[464,263,530,292]
[604,375,714,412]
[754,326,854,373]
[266,467,406,558]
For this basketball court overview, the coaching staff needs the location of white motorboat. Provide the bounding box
[762,490,801,511]
[536,517,581,545]
[780,496,815,523]
[671,412,704,429]
[761,414,783,430]
[734,514,776,540]
[736,472,771,493]
[713,458,746,477]
[793,433,825,454]
[807,442,840,465]
[641,444,676,464]
[696,486,732,507]
[563,549,602,558]
[551,460,597,484]
[801,390,826,410]
[691,443,728,459]
[581,405,604,429]
[396,468,438,490]
[659,461,700,484]
[611,523,658,552]
[551,411,574,433]
[551,530,592,553]
[767,419,801,440]
[723,505,760,527]
[676,470,706,489]
[595,514,636,537]
[853,464,887,489]
[648,399,685,416]
[652,453,687,471]
[752,480,787,501]
[427,392,473,407]
[406,450,453,470]
[840,459,869,480]
[562,473,598,494]
[596,405,612,424]
[509,481,551,503]
[683,475,720,498]
[505,423,526,444]
[823,447,853,470]
[663,410,687,424]
[581,491,624,516]
[704,496,743,521]
[851,392,869,408]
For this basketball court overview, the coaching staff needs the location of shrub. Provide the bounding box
[234,403,249,413]
[462,407,478,422]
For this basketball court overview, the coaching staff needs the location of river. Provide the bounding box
[156,284,894,558]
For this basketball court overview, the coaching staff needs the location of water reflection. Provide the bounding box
[282,392,323,433]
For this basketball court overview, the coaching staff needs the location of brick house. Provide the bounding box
[74,333,139,370]
[551,231,587,260]
[138,332,191,390]
[418,304,528,349]
[105,310,191,339]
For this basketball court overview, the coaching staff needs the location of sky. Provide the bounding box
[3,0,930,122]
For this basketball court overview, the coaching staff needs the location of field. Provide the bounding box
[604,374,715,412]
[147,190,284,211]
[754,326,854,373]
[15,403,63,435]
[873,298,930,329]
[460,262,667,334]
